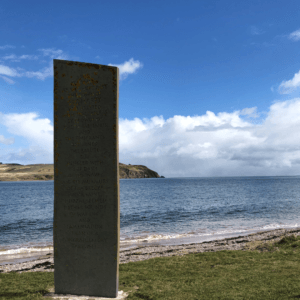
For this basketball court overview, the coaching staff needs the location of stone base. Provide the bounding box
[43,288,129,299]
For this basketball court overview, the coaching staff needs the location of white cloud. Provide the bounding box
[278,70,300,94]
[0,64,21,77]
[0,75,15,84]
[288,29,300,41]
[0,112,53,164]
[118,100,300,177]
[250,26,265,35]
[0,99,299,177]
[0,48,142,83]
[0,45,16,50]
[0,112,53,146]
[2,54,39,62]
[0,48,70,82]
[0,134,14,145]
[239,107,259,118]
[37,48,67,58]
[108,58,143,80]
[23,61,54,81]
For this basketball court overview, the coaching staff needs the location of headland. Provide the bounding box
[0,162,164,181]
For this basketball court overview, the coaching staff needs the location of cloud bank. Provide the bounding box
[0,98,299,177]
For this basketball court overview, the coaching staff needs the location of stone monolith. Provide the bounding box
[53,59,120,298]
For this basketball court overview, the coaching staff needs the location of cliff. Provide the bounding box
[119,163,161,179]
[0,163,163,181]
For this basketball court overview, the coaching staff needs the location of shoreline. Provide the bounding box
[1,227,300,274]
[0,162,162,181]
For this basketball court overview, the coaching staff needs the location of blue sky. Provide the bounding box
[0,0,300,177]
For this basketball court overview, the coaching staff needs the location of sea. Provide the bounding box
[1,176,300,265]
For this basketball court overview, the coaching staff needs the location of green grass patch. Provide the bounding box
[1,235,300,299]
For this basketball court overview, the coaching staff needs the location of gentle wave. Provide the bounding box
[1,222,300,256]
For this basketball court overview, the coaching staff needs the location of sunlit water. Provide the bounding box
[1,176,300,258]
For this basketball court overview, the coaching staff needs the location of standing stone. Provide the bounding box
[53,59,120,298]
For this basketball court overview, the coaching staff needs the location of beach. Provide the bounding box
[1,227,300,274]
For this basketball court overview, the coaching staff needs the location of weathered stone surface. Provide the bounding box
[53,59,119,298]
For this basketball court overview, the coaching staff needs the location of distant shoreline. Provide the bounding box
[0,163,164,181]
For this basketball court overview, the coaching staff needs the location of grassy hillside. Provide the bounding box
[0,163,162,181]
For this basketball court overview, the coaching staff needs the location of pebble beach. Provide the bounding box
[1,227,300,274]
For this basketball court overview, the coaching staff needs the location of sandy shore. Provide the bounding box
[1,227,300,274]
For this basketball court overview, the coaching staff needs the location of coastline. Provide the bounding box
[0,163,162,181]
[1,227,300,274]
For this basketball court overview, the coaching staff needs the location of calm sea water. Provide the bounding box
[1,176,300,259]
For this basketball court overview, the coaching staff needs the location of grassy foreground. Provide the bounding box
[1,235,300,299]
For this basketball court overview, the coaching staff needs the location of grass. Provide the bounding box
[1,234,300,299]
